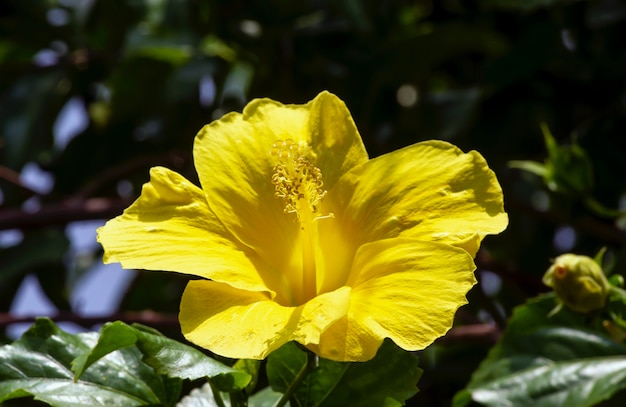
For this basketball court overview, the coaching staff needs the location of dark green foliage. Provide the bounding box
[455,294,626,407]
[2,0,626,405]
[0,318,249,406]
[266,340,421,406]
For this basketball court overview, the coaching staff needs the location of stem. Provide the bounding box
[609,286,626,302]
[210,382,227,407]
[229,391,248,407]
[584,196,626,219]
[274,349,317,407]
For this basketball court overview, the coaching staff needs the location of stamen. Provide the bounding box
[271,139,330,221]
[270,139,333,304]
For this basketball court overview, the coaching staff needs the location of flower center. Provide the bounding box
[271,139,332,303]
[271,139,328,219]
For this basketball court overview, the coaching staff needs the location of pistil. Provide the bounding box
[271,139,331,303]
[299,208,318,302]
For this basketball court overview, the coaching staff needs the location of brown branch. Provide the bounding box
[0,197,131,230]
[0,311,179,329]
[475,250,546,295]
[0,152,191,231]
[436,323,501,346]
[0,165,38,197]
[74,151,190,200]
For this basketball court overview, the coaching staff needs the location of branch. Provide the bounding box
[0,165,38,197]
[0,311,179,329]
[436,323,501,346]
[0,197,131,230]
[0,151,194,231]
[73,151,190,200]
[475,251,546,295]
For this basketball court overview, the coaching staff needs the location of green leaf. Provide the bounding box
[266,342,307,394]
[0,318,251,406]
[127,45,191,66]
[266,340,421,407]
[455,294,626,407]
[0,318,168,406]
[508,160,547,178]
[248,386,283,407]
[541,123,594,195]
[233,359,261,395]
[468,357,626,407]
[72,321,251,392]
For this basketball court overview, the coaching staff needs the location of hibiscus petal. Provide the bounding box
[192,91,367,302]
[330,140,507,255]
[192,91,367,262]
[97,166,269,294]
[180,280,351,359]
[316,238,476,362]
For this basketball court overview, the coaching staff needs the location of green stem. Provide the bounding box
[609,286,626,302]
[210,382,227,407]
[229,391,248,407]
[274,349,317,407]
[584,196,626,219]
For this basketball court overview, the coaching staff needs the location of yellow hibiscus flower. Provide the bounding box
[97,91,507,362]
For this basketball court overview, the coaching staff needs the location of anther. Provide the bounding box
[270,139,331,222]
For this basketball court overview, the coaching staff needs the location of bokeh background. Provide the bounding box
[2,0,626,405]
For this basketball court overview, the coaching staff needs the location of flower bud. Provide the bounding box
[542,253,609,313]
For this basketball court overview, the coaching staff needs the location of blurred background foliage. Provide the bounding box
[2,0,626,405]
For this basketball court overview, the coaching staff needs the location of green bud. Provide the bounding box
[542,253,610,313]
[542,123,594,196]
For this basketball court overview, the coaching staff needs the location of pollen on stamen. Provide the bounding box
[270,139,332,221]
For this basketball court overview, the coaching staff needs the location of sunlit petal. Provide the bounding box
[192,92,367,263]
[180,280,351,359]
[330,140,507,255]
[316,238,476,361]
[97,166,269,294]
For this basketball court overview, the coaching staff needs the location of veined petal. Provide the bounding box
[192,92,367,286]
[329,140,507,256]
[316,238,476,362]
[191,92,367,302]
[96,167,269,294]
[180,280,351,360]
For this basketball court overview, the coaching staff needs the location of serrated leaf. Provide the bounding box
[72,321,250,392]
[0,318,167,406]
[267,340,421,407]
[455,294,626,407]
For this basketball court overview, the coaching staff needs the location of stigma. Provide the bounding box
[271,139,332,223]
